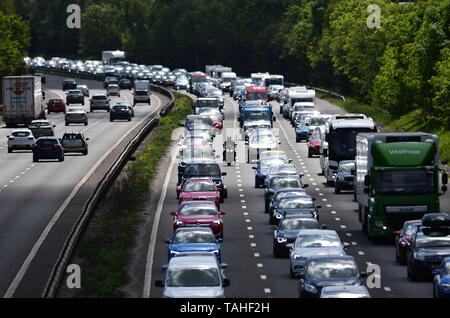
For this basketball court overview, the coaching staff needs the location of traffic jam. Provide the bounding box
[18,58,450,299]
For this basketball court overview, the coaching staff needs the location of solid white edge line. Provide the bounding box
[3,94,161,298]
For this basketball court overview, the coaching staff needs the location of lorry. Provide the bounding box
[134,80,150,92]
[220,72,237,92]
[2,76,45,127]
[251,73,270,86]
[241,105,275,134]
[264,75,284,87]
[205,65,232,79]
[322,118,377,185]
[102,50,125,64]
[355,132,448,239]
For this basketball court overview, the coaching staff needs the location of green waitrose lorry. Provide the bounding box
[355,132,448,239]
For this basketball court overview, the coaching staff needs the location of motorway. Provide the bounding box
[0,75,165,297]
[147,93,450,298]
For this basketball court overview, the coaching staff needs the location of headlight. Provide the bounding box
[441,284,450,291]
[293,255,306,261]
[213,220,222,226]
[212,249,219,255]
[277,237,288,244]
[275,213,283,219]
[170,251,180,255]
[413,252,425,261]
[304,283,317,294]
[176,221,184,227]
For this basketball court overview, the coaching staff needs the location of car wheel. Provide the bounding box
[84,122,88,126]
[308,151,312,158]
[8,147,12,153]
[65,122,69,126]
[59,156,64,162]
[273,246,280,258]
[33,156,38,162]
[110,118,113,122]
[335,184,341,194]
[48,110,51,114]
[83,150,88,156]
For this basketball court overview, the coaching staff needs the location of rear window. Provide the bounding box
[63,134,83,140]
[37,139,58,146]
[50,99,63,103]
[113,106,128,111]
[136,91,148,96]
[13,131,31,137]
[92,96,107,100]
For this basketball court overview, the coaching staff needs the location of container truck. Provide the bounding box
[2,76,45,127]
[355,132,448,239]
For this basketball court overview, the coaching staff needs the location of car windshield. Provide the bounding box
[375,170,436,195]
[269,166,297,175]
[279,197,314,209]
[403,223,419,236]
[245,110,270,121]
[279,219,320,230]
[247,92,266,101]
[291,98,314,104]
[166,267,220,287]
[310,133,321,142]
[330,128,375,158]
[186,117,213,128]
[322,289,369,298]
[260,159,285,169]
[12,131,31,137]
[69,90,82,95]
[261,152,286,161]
[270,178,301,189]
[182,148,214,160]
[249,134,276,147]
[307,260,357,279]
[338,162,354,173]
[68,108,84,113]
[197,100,218,108]
[30,121,50,127]
[296,234,341,248]
[113,106,128,111]
[310,117,327,126]
[37,139,57,146]
[173,231,217,244]
[50,99,63,103]
[179,204,218,216]
[92,96,107,100]
[184,182,216,192]
[136,91,148,95]
[415,229,450,248]
[185,164,221,178]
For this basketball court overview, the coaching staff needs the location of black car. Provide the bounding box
[272,215,324,258]
[298,255,367,298]
[407,213,450,281]
[63,79,77,91]
[264,176,308,213]
[268,190,308,222]
[119,78,133,90]
[110,105,132,122]
[334,160,355,194]
[272,195,321,225]
[66,90,84,105]
[177,160,227,202]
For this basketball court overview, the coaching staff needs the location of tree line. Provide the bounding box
[0,0,448,127]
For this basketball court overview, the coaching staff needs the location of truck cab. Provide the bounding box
[246,85,268,102]
[242,105,276,138]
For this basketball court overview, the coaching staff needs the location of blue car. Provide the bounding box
[253,158,285,188]
[165,228,223,262]
[433,257,450,298]
[295,122,310,142]
[110,105,132,122]
[32,137,64,162]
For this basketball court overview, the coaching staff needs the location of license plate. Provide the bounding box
[16,145,26,148]
[431,264,440,270]
[68,148,77,151]
[43,147,52,150]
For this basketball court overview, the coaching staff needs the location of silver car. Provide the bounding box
[288,229,349,278]
[77,85,89,97]
[60,132,89,155]
[155,253,230,298]
[65,106,88,126]
[89,94,111,112]
[320,285,371,298]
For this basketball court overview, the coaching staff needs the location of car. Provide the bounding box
[115,101,135,117]
[184,115,215,136]
[295,119,310,143]
[433,257,450,298]
[165,228,223,262]
[394,220,421,265]
[104,76,118,89]
[119,78,132,90]
[170,201,226,239]
[272,215,324,258]
[77,85,90,97]
[28,120,55,138]
[265,176,308,213]
[265,164,301,187]
[133,90,151,106]
[407,213,450,281]
[154,253,230,298]
[106,84,120,97]
[47,99,66,114]
[65,106,88,126]
[272,195,321,225]
[259,150,289,163]
[62,79,77,91]
[297,255,367,298]
[307,130,321,157]
[288,230,349,278]
[320,285,371,298]
[267,85,284,101]
[7,129,35,153]
[32,137,64,162]
[177,161,227,202]
[174,77,189,90]
[247,130,279,163]
[89,94,110,112]
[110,105,132,122]
[66,90,84,105]
[334,160,355,194]
[253,157,286,188]
[179,178,221,208]
[60,132,89,155]
[268,190,308,220]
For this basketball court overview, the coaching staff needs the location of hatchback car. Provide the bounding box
[265,176,308,213]
[334,160,355,194]
[133,90,151,105]
[253,158,286,188]
[307,131,322,157]
[47,99,66,114]
[7,129,35,153]
[179,178,221,208]
[60,132,89,155]
[115,101,135,117]
[119,79,132,90]
[106,84,120,97]
[77,85,89,97]
[66,90,84,105]
[155,253,230,298]
[89,95,111,112]
[65,106,88,126]
[165,228,223,262]
[29,120,55,138]
[110,105,132,122]
[171,201,226,239]
[62,79,77,91]
[32,137,64,162]
[395,220,421,265]
[104,77,118,89]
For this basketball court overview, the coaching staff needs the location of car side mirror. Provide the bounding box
[223,278,230,287]
[360,272,369,278]
[170,211,177,216]
[273,116,276,122]
[394,231,401,237]
[432,269,440,275]
[86,138,90,141]
[222,172,227,176]
[322,224,327,229]
[155,280,164,287]
[443,173,448,185]
[6,136,9,138]
[294,273,304,279]
[316,205,322,209]
[220,211,226,215]
[286,243,293,250]
[252,167,257,170]
[303,184,309,188]
[343,242,350,249]
[217,238,224,243]
[271,226,277,231]
[53,125,56,128]
[221,263,228,269]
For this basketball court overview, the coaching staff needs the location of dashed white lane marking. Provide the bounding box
[245,219,251,223]
[247,227,253,231]
[312,183,317,186]
[264,288,271,294]
[340,225,347,229]
[358,251,365,256]
[331,211,337,214]
[249,235,255,239]
[322,198,328,202]
[254,253,260,258]
[335,218,341,221]
[384,287,391,292]
[240,194,245,197]
[251,243,257,247]
[260,275,267,280]
[346,233,352,237]
[243,212,249,216]
[351,242,358,246]
[242,206,247,209]
[257,263,264,268]
[327,204,332,208]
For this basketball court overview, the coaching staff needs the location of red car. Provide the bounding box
[171,201,225,239]
[179,178,221,208]
[394,220,421,265]
[47,99,66,114]
[307,131,321,158]
[211,116,223,131]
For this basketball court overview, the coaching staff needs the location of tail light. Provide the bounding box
[28,137,34,141]
[9,137,15,141]
[53,144,61,149]
[33,144,40,149]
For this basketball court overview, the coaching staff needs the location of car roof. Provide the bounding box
[297,229,338,236]
[308,255,355,262]
[174,227,214,234]
[180,201,217,207]
[168,254,219,268]
[185,178,214,183]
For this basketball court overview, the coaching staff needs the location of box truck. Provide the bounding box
[355,132,448,239]
[2,76,45,127]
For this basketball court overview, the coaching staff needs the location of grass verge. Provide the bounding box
[317,92,449,165]
[75,92,192,297]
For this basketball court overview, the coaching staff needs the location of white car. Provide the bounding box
[77,85,89,97]
[106,84,120,97]
[65,106,88,126]
[7,129,35,153]
[247,130,279,163]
